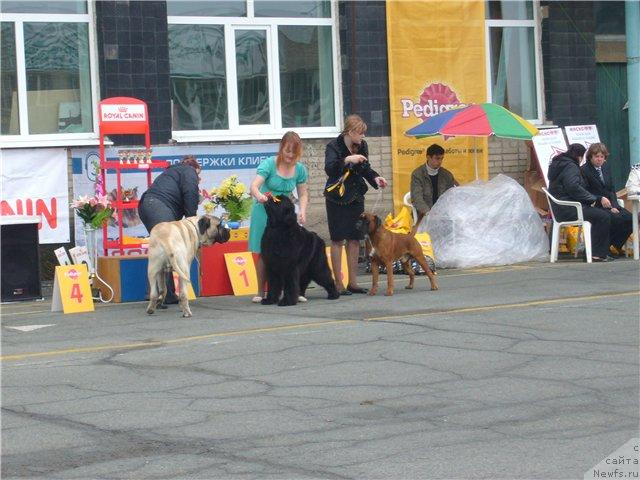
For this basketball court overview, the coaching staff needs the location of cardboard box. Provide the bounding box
[96,255,199,302]
[524,170,549,215]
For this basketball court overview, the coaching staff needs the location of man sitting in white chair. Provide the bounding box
[409,144,458,223]
[548,143,614,262]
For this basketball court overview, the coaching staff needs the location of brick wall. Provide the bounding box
[95,1,172,144]
[303,136,531,242]
[487,137,532,185]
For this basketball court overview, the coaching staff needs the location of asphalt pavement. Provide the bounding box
[1,258,639,479]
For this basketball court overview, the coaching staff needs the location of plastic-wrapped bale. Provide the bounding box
[424,174,549,268]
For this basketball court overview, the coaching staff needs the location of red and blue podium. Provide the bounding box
[96,240,249,302]
[199,240,250,296]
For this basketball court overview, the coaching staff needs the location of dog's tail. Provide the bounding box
[168,257,191,283]
[410,212,425,236]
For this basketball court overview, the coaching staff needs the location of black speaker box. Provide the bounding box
[1,222,42,302]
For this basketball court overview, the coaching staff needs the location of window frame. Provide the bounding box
[168,1,341,142]
[484,1,544,124]
[230,25,276,131]
[0,5,100,148]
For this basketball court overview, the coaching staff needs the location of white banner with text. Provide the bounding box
[1,148,70,243]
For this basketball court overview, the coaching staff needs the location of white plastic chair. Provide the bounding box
[542,187,592,263]
[403,192,418,226]
[617,198,632,257]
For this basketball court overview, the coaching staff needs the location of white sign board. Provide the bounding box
[71,143,278,251]
[565,125,600,165]
[54,247,72,265]
[68,245,90,270]
[565,124,600,147]
[531,128,568,186]
[1,148,70,243]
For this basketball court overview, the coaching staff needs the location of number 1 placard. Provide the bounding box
[51,264,94,313]
[223,252,258,296]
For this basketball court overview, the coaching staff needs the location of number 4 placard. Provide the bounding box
[223,252,258,296]
[51,264,94,313]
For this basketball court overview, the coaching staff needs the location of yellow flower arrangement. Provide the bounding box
[203,175,252,222]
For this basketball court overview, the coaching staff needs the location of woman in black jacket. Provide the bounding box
[580,142,632,255]
[547,143,612,261]
[138,155,202,303]
[324,115,387,294]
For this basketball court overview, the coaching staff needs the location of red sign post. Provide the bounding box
[97,97,167,255]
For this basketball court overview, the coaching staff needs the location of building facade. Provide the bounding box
[0,1,632,269]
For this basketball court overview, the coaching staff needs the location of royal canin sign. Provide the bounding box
[100,104,146,122]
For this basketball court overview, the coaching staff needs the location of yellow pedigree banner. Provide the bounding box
[387,0,488,212]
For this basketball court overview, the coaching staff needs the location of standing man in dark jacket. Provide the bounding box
[410,143,457,218]
[580,142,632,255]
[139,155,202,303]
[547,143,612,262]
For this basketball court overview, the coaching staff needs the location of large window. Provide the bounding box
[169,25,228,130]
[167,0,338,141]
[485,0,542,122]
[0,1,97,145]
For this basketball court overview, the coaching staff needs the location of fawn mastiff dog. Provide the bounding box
[356,212,438,296]
[146,215,230,317]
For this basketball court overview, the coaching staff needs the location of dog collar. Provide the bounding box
[184,217,202,248]
[264,191,280,202]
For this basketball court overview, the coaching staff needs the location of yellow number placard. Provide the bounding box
[224,252,258,296]
[51,264,94,313]
[325,246,348,283]
[172,272,196,300]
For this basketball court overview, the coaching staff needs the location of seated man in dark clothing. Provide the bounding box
[409,144,457,220]
[548,143,612,262]
[580,142,632,256]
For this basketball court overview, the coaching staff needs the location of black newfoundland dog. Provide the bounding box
[261,194,340,306]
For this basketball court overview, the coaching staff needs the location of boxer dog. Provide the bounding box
[356,212,438,296]
[146,215,230,317]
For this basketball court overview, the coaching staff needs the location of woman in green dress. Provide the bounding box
[248,131,309,303]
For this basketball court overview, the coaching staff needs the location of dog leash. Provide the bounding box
[369,186,384,215]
